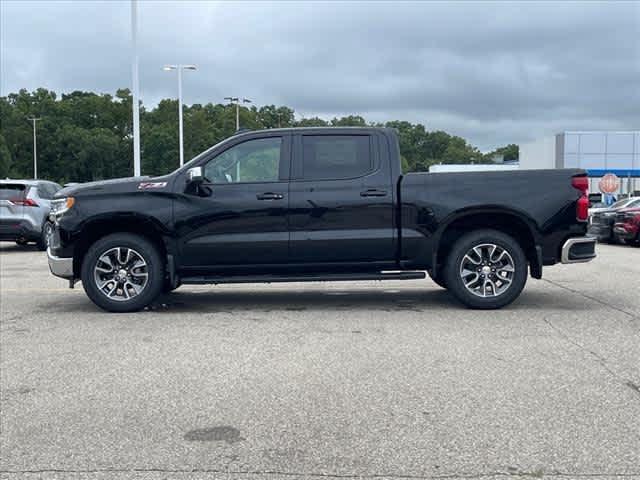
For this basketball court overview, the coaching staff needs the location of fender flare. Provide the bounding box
[430,206,543,279]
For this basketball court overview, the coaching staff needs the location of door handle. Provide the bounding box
[256,192,284,200]
[360,189,388,197]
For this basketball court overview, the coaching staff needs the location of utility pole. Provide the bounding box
[131,0,141,176]
[27,117,41,179]
[224,97,252,131]
[164,65,197,167]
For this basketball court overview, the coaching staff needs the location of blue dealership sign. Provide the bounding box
[586,169,640,178]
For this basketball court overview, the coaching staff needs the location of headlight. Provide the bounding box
[50,197,75,217]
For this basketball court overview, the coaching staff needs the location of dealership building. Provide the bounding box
[431,131,639,195]
[520,131,640,195]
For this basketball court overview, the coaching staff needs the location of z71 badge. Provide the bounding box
[138,182,167,190]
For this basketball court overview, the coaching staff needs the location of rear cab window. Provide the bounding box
[299,135,373,181]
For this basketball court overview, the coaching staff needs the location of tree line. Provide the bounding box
[0,88,517,184]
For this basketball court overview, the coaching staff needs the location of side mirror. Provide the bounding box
[187,166,204,184]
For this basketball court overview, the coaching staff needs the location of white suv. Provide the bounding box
[0,180,62,250]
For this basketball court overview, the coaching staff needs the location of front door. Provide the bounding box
[288,132,395,266]
[175,134,291,271]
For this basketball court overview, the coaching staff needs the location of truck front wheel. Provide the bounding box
[81,233,164,312]
[443,229,528,309]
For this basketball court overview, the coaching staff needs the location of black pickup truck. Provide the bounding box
[47,127,596,312]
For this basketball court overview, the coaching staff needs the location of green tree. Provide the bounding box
[485,144,519,162]
[0,135,11,178]
[0,87,498,183]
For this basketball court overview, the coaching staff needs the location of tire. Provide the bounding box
[15,239,28,246]
[162,279,180,293]
[428,270,447,289]
[37,221,53,251]
[443,229,528,309]
[81,233,164,312]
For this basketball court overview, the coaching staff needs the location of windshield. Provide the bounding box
[176,137,232,173]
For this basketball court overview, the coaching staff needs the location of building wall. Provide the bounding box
[557,131,640,194]
[519,135,556,170]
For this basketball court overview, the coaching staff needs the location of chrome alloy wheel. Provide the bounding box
[459,243,515,298]
[93,247,149,301]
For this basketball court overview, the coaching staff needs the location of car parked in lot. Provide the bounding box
[0,179,62,250]
[588,197,640,243]
[47,127,596,312]
[612,207,640,246]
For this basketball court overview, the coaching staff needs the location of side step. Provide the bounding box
[181,271,426,285]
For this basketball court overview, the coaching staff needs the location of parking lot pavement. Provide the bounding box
[0,243,639,480]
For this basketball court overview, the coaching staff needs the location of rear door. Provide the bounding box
[288,132,395,265]
[0,183,26,237]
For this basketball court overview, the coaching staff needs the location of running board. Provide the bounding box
[181,271,426,285]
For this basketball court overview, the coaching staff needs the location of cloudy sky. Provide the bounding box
[1,0,638,150]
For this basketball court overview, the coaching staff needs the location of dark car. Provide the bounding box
[612,207,640,246]
[46,127,596,312]
[588,197,640,243]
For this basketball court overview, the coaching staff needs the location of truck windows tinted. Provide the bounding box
[204,137,282,184]
[302,135,371,180]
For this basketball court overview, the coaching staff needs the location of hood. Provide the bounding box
[591,206,627,216]
[618,207,640,214]
[55,175,172,197]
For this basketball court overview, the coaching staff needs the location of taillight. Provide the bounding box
[571,175,589,222]
[576,196,589,221]
[9,197,39,207]
[571,176,588,193]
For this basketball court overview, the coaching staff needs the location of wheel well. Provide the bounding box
[435,213,539,277]
[72,218,167,277]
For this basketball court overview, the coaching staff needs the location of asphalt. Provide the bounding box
[0,242,639,480]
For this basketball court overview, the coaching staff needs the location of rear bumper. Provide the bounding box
[0,219,40,241]
[47,247,74,279]
[561,236,597,264]
[613,224,638,240]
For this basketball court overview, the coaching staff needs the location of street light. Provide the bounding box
[27,117,41,179]
[224,96,252,131]
[164,64,197,167]
[131,0,141,177]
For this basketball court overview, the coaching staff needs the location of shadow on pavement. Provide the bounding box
[32,279,596,315]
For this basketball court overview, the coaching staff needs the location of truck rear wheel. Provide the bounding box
[81,233,164,312]
[443,229,527,309]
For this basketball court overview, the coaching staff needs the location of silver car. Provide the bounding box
[0,179,62,250]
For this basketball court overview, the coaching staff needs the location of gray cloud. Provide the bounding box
[1,0,638,150]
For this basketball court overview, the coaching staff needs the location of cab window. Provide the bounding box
[301,135,372,181]
[203,137,282,184]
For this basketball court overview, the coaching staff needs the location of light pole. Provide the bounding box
[27,117,41,179]
[164,64,197,167]
[131,0,141,177]
[224,97,252,131]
